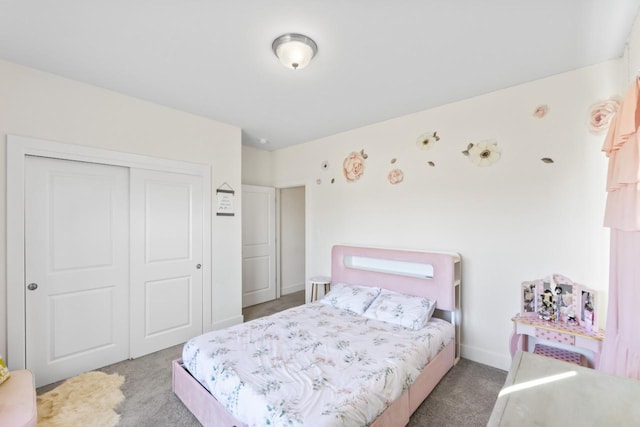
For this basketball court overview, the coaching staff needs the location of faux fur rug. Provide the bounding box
[37,371,125,427]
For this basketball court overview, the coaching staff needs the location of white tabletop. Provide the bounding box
[488,351,640,426]
[309,276,331,284]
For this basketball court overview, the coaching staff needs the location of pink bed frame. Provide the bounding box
[172,245,461,427]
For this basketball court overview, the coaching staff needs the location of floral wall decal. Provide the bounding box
[541,158,554,164]
[387,168,404,185]
[427,161,436,167]
[588,98,619,135]
[533,104,549,118]
[463,140,502,167]
[416,131,440,150]
[321,161,329,170]
[390,158,397,164]
[343,151,366,182]
[316,179,322,185]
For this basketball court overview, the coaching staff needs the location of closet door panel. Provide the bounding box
[25,156,130,387]
[130,169,203,358]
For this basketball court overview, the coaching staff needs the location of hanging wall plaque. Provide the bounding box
[216,183,235,216]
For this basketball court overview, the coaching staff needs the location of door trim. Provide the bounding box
[7,134,212,369]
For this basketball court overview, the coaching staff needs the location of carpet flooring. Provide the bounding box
[37,291,507,426]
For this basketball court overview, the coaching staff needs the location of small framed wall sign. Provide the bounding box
[216,183,235,216]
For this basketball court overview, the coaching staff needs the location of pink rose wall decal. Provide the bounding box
[533,104,549,118]
[343,151,366,182]
[588,99,619,135]
[387,168,404,185]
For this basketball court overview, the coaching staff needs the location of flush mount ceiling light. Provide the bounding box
[272,33,318,70]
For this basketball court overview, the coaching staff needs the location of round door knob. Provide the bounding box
[27,283,38,291]
[196,264,202,269]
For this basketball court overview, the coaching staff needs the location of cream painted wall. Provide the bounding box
[0,60,243,361]
[242,145,274,186]
[270,61,622,370]
[626,9,640,82]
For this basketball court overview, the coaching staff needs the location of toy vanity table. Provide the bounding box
[510,314,605,368]
[513,274,603,368]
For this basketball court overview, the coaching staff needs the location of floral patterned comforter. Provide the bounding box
[182,302,454,427]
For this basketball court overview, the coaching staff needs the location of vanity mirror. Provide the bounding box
[520,274,597,327]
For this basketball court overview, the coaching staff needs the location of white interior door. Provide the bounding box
[130,169,203,358]
[25,156,129,387]
[242,185,276,307]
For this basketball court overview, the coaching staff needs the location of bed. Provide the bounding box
[172,245,461,426]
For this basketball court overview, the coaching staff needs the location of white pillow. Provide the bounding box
[363,289,436,330]
[320,283,381,314]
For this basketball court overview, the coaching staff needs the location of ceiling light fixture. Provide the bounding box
[272,33,318,70]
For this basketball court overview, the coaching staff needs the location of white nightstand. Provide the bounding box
[309,276,331,302]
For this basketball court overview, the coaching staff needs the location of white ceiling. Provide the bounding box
[1,1,639,151]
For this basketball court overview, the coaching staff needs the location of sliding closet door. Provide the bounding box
[130,169,204,358]
[25,156,130,387]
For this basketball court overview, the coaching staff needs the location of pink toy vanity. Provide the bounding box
[512,274,604,368]
[510,314,604,368]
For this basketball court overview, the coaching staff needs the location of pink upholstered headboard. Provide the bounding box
[331,245,461,312]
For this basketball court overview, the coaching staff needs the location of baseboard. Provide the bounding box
[281,283,305,295]
[211,315,244,331]
[461,344,511,371]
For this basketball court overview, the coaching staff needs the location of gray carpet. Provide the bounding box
[38,291,507,426]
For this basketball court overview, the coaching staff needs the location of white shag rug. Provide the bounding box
[37,371,125,427]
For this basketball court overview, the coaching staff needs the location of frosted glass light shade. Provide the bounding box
[272,33,318,70]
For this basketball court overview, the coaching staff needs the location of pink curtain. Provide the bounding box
[599,78,640,379]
